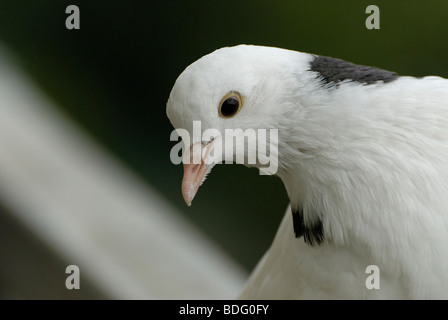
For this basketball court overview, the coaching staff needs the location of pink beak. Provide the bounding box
[181,140,215,206]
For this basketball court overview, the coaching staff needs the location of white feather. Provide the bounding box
[167,45,448,299]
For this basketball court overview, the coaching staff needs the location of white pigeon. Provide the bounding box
[166,45,448,299]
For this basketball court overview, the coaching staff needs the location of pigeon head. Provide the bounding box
[166,45,317,206]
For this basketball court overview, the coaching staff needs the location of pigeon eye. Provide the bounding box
[219,92,243,118]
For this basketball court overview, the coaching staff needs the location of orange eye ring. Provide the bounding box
[218,91,243,118]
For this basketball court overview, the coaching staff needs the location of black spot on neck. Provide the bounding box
[291,208,325,246]
[309,55,399,86]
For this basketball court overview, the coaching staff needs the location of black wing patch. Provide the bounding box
[291,207,325,246]
[310,55,399,86]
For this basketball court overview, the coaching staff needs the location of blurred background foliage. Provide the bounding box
[0,0,446,271]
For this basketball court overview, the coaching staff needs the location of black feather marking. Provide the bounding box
[309,55,399,86]
[291,207,325,246]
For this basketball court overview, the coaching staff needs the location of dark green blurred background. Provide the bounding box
[0,0,446,271]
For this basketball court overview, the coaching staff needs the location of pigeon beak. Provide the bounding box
[181,139,216,206]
